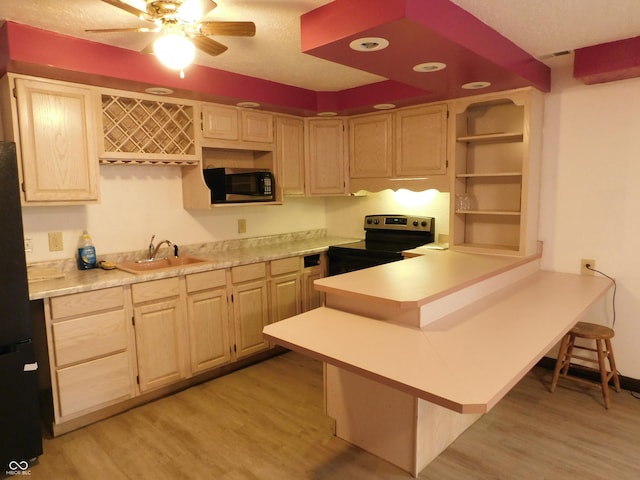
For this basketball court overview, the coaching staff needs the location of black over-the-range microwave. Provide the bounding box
[203,167,275,203]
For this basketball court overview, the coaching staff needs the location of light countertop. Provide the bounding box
[28,234,356,300]
[264,270,613,413]
[314,248,537,309]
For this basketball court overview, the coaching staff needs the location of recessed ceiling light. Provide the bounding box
[373,103,396,110]
[462,81,491,90]
[145,87,174,95]
[413,62,446,73]
[317,111,338,117]
[349,37,389,52]
[237,101,260,108]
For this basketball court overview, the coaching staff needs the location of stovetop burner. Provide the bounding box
[328,214,435,275]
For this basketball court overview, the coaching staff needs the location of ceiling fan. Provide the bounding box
[87,0,256,73]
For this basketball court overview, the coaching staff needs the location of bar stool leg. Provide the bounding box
[595,338,611,409]
[550,333,571,392]
[605,338,621,392]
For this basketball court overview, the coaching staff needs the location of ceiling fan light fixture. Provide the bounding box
[153,32,196,71]
[177,0,204,23]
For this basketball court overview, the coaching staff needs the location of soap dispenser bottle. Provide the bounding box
[77,230,97,270]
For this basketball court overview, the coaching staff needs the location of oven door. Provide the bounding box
[327,246,402,276]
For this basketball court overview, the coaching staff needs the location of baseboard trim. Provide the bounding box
[537,356,640,393]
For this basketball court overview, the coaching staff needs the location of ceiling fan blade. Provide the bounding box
[200,0,218,17]
[191,35,228,56]
[100,0,148,19]
[198,21,256,37]
[195,0,218,17]
[85,27,158,33]
[141,41,156,55]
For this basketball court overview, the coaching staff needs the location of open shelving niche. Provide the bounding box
[450,88,543,256]
[181,145,282,209]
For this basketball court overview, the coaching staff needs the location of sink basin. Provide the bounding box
[116,256,211,274]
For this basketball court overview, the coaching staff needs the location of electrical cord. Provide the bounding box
[585,264,640,399]
[585,264,616,328]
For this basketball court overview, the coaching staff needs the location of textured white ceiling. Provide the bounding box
[1,0,640,91]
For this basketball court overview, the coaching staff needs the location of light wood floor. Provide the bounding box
[31,351,640,479]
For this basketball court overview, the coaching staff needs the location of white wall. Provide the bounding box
[22,165,327,261]
[539,65,640,379]
[325,190,450,240]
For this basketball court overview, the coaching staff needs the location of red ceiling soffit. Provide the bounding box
[0,21,318,115]
[574,35,640,85]
[301,0,550,102]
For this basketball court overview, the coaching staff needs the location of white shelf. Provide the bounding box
[455,210,521,216]
[456,172,522,178]
[457,132,523,144]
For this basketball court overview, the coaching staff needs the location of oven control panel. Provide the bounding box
[364,215,434,232]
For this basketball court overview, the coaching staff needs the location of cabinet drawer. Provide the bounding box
[132,277,180,304]
[50,287,124,320]
[186,269,226,293]
[231,262,266,283]
[57,351,132,418]
[52,309,128,367]
[270,257,300,276]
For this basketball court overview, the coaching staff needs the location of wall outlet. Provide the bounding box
[48,232,64,252]
[238,218,247,234]
[24,238,33,253]
[581,258,595,275]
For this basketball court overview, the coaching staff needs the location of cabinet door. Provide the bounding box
[240,110,273,143]
[276,115,305,196]
[134,298,187,392]
[232,280,269,358]
[202,104,239,140]
[270,273,301,323]
[187,288,232,374]
[14,77,99,203]
[302,268,325,311]
[56,352,133,419]
[305,118,347,195]
[349,113,393,178]
[395,104,447,176]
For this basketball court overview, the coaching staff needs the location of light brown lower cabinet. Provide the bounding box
[43,254,327,434]
[45,286,135,424]
[186,269,232,374]
[131,277,188,393]
[270,256,302,323]
[231,262,270,358]
[302,254,327,311]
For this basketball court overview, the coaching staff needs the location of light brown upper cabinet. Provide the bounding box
[202,104,274,147]
[349,112,393,179]
[449,88,544,256]
[275,115,305,196]
[304,117,347,196]
[348,104,449,193]
[395,104,448,176]
[3,75,101,205]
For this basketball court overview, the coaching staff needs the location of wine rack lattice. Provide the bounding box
[102,95,196,159]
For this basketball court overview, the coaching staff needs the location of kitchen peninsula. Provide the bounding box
[263,249,613,476]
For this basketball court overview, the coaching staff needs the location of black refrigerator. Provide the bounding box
[0,141,43,472]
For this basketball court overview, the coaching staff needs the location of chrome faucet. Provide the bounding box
[147,235,173,260]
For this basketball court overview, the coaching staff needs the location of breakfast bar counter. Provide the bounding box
[263,250,613,476]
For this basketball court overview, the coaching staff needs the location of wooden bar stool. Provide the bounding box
[550,322,620,408]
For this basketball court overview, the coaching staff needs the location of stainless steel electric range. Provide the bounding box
[328,214,435,276]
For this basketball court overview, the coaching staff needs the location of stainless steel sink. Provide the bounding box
[116,256,211,274]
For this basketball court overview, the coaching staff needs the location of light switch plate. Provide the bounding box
[238,219,247,234]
